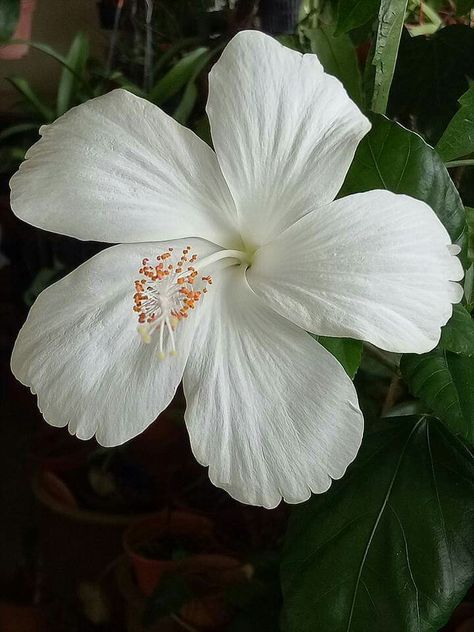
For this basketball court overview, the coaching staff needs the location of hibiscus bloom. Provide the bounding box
[10,31,462,508]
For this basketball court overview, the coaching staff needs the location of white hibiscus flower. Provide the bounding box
[10,31,463,508]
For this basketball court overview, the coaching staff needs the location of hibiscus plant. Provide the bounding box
[6,0,474,630]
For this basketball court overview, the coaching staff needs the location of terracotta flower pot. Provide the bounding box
[179,554,249,630]
[0,0,37,60]
[123,511,216,596]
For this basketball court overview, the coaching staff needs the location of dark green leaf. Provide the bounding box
[371,0,408,114]
[0,0,20,43]
[401,351,474,443]
[303,24,362,105]
[439,305,474,356]
[389,26,474,144]
[149,47,208,105]
[281,416,474,632]
[0,122,39,142]
[6,77,54,122]
[436,86,474,162]
[57,32,89,116]
[340,112,468,264]
[336,0,379,35]
[316,336,363,378]
[467,207,474,263]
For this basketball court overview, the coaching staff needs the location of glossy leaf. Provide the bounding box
[316,336,363,379]
[439,305,474,356]
[436,86,474,162]
[340,112,468,263]
[303,24,362,105]
[401,351,474,444]
[335,0,380,35]
[281,416,474,632]
[0,0,20,43]
[371,0,408,114]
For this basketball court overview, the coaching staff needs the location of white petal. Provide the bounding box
[10,90,238,247]
[249,190,464,354]
[206,30,370,247]
[182,266,363,509]
[11,238,220,446]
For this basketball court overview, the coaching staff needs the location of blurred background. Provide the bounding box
[0,1,473,631]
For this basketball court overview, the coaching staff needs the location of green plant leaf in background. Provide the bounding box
[6,76,55,122]
[57,32,89,117]
[371,0,408,114]
[438,304,474,356]
[0,0,20,43]
[340,112,468,264]
[436,85,474,163]
[335,0,379,35]
[302,24,362,105]
[149,46,209,106]
[315,336,363,379]
[401,351,474,444]
[281,416,474,632]
[389,25,474,145]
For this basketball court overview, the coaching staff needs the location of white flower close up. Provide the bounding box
[10,31,463,508]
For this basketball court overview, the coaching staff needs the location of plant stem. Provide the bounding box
[445,159,474,168]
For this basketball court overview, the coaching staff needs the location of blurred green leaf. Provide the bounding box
[0,0,20,43]
[149,46,208,105]
[0,122,39,142]
[57,32,89,116]
[303,24,362,105]
[371,0,408,114]
[173,81,198,125]
[315,336,363,378]
[401,351,474,444]
[143,575,191,626]
[282,416,474,632]
[336,0,380,34]
[439,305,474,356]
[436,86,474,162]
[340,113,468,265]
[6,76,54,122]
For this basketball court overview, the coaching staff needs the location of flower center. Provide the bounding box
[133,246,212,359]
[132,246,249,359]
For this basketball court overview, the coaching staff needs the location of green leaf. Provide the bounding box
[173,81,198,125]
[401,351,474,444]
[467,206,474,263]
[303,24,362,105]
[281,416,474,632]
[436,86,474,162]
[0,122,39,142]
[0,0,20,43]
[57,32,89,117]
[149,47,209,105]
[389,25,474,145]
[438,305,474,356]
[340,112,468,264]
[6,77,54,122]
[371,0,408,114]
[315,336,363,378]
[142,575,191,626]
[335,0,380,35]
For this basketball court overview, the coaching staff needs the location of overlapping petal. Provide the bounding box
[11,238,220,446]
[249,190,464,354]
[183,266,363,508]
[206,30,370,247]
[10,90,239,247]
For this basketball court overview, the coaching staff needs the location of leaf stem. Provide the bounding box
[445,159,474,168]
